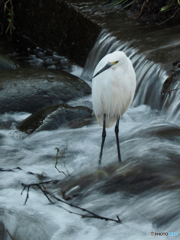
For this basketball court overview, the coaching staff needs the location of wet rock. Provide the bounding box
[124,124,180,141]
[0,68,91,114]
[153,213,178,228]
[18,104,92,134]
[102,166,162,195]
[161,61,180,107]
[0,221,6,240]
[57,164,162,198]
[53,158,180,200]
[162,61,180,95]
[0,55,20,71]
[0,119,12,129]
[14,0,100,67]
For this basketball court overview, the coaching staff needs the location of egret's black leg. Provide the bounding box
[99,114,106,165]
[115,117,122,162]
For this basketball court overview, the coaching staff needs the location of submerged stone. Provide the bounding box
[0,68,91,114]
[56,163,163,198]
[18,104,92,134]
[53,147,180,199]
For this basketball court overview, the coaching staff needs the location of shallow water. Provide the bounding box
[1,66,180,240]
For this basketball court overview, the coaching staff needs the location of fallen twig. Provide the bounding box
[167,87,180,93]
[21,181,53,204]
[6,229,16,240]
[55,148,67,176]
[0,167,22,172]
[55,147,70,176]
[21,182,121,223]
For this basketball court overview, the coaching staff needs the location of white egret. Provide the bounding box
[92,51,136,164]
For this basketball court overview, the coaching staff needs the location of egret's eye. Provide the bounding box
[111,61,119,65]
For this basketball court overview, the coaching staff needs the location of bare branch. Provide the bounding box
[21,181,53,204]
[6,229,16,240]
[55,147,70,176]
[167,87,180,93]
[21,182,121,223]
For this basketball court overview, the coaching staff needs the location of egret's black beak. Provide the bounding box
[93,62,112,78]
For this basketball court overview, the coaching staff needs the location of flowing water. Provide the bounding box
[1,8,180,240]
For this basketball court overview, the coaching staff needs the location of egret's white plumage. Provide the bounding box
[92,51,136,128]
[92,51,136,163]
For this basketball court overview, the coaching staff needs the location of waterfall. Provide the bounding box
[163,81,180,124]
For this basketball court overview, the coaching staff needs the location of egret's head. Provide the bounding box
[93,51,127,78]
[93,61,118,78]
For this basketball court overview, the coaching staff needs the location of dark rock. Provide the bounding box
[0,221,6,240]
[18,104,92,134]
[58,164,162,198]
[153,213,178,228]
[54,157,180,200]
[161,61,180,103]
[13,0,101,67]
[0,55,20,71]
[0,68,91,114]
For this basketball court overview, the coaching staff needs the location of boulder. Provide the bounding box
[18,104,92,133]
[0,68,91,114]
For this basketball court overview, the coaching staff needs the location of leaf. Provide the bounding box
[161,5,169,11]
[124,0,135,8]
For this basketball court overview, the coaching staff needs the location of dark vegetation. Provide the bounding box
[106,0,180,23]
[0,0,14,40]
[1,0,180,41]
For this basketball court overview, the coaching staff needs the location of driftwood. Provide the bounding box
[21,182,121,224]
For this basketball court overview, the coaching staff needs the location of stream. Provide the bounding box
[1,3,180,240]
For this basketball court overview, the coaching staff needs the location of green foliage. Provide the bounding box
[3,0,15,40]
[159,0,180,24]
[106,0,180,23]
[105,0,135,9]
[160,0,178,12]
